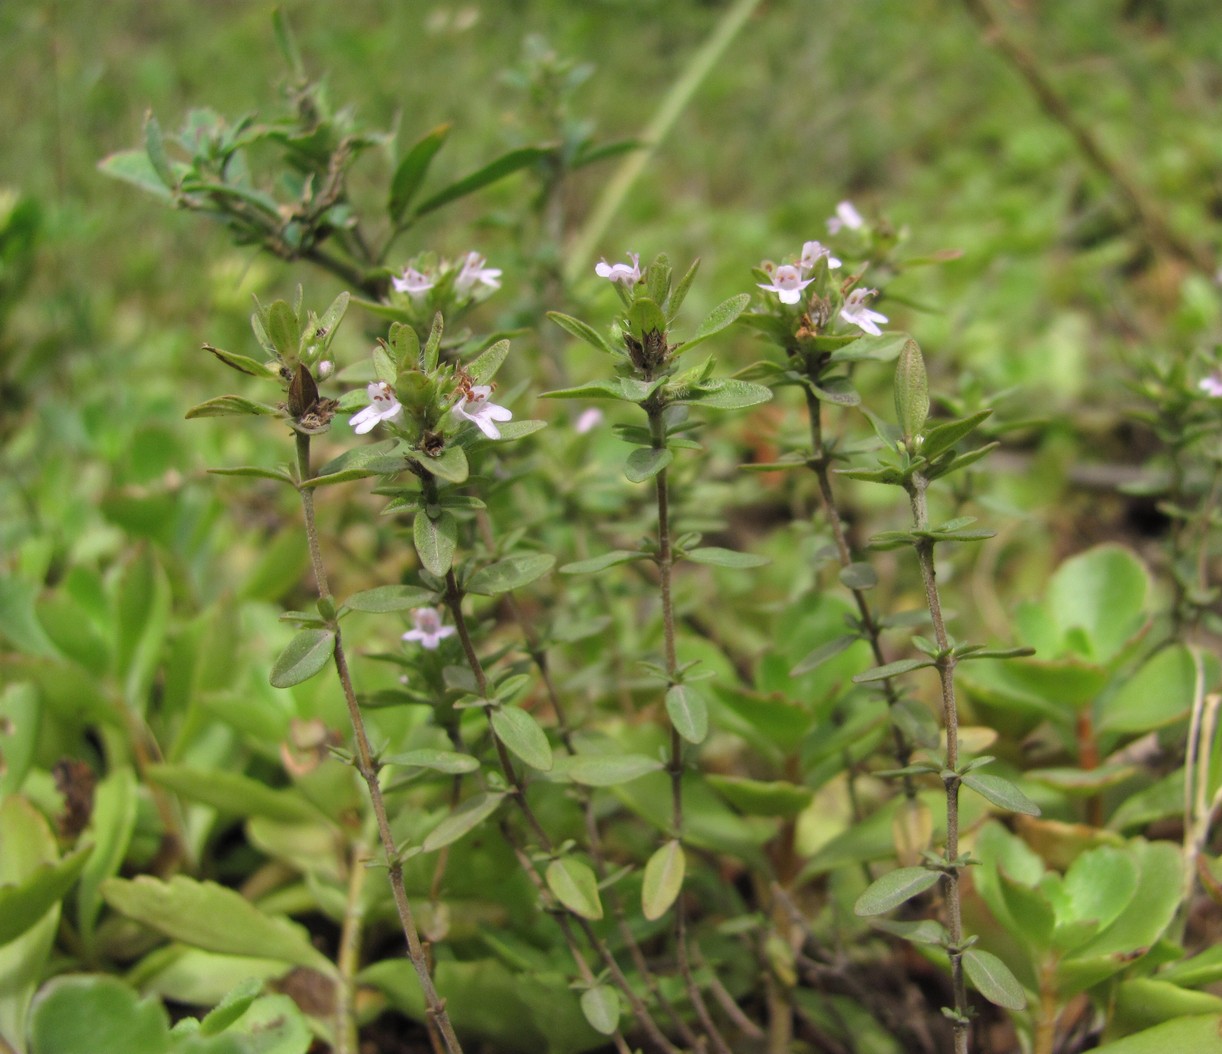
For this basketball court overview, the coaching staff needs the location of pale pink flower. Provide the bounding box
[452,384,512,439]
[840,288,888,336]
[575,407,604,434]
[800,240,841,273]
[402,607,456,650]
[595,253,641,285]
[1200,372,1222,398]
[349,382,404,434]
[758,264,815,305]
[827,200,865,234]
[454,252,502,294]
[392,266,434,299]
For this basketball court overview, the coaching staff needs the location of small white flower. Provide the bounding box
[316,360,334,380]
[402,607,456,650]
[392,266,434,299]
[1200,372,1222,398]
[595,253,641,285]
[454,252,502,294]
[575,407,603,434]
[348,382,404,435]
[827,200,865,234]
[840,288,888,336]
[800,240,841,273]
[452,384,512,439]
[757,263,815,305]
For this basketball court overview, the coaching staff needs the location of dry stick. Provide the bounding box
[438,568,681,1054]
[295,434,465,1054]
[906,471,970,1054]
[335,839,370,1054]
[959,0,1216,279]
[650,409,736,1054]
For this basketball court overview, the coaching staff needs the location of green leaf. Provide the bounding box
[790,634,858,676]
[685,547,769,568]
[203,343,278,378]
[545,858,603,920]
[490,707,553,772]
[1088,1015,1222,1054]
[677,293,750,353]
[413,146,548,216]
[146,764,321,824]
[342,584,436,614]
[681,379,773,409]
[1098,643,1200,736]
[839,562,878,590]
[827,332,911,363]
[77,769,138,955]
[466,554,555,596]
[466,339,511,386]
[963,948,1027,1010]
[546,311,618,355]
[102,875,335,973]
[642,840,685,921]
[559,550,647,574]
[894,338,929,441]
[207,465,295,484]
[0,845,92,947]
[562,753,666,787]
[266,300,300,361]
[415,443,469,484]
[29,975,171,1054]
[854,867,941,916]
[705,775,813,819]
[422,792,506,852]
[413,511,457,576]
[961,772,1041,816]
[625,446,672,483]
[580,985,621,1036]
[186,395,281,419]
[97,148,175,200]
[384,749,480,775]
[853,657,935,683]
[666,684,709,744]
[269,629,335,689]
[388,123,451,224]
[921,409,993,461]
[809,377,861,406]
[372,343,397,385]
[626,297,667,340]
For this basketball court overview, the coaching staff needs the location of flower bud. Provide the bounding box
[894,338,929,444]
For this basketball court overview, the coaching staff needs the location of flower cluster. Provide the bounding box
[388,251,502,322]
[757,239,841,306]
[595,252,642,286]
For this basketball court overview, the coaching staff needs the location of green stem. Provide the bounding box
[907,472,969,1054]
[294,433,464,1054]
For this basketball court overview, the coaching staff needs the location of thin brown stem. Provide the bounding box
[294,433,464,1054]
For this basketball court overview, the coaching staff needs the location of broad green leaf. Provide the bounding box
[388,123,450,223]
[677,293,750,353]
[29,975,170,1054]
[413,146,549,216]
[625,446,672,483]
[422,792,506,852]
[961,772,1041,816]
[146,764,322,823]
[116,547,171,711]
[186,395,281,419]
[546,858,603,920]
[1113,978,1222,1034]
[1041,545,1150,664]
[580,985,621,1036]
[963,949,1027,1010]
[269,629,335,689]
[642,840,685,921]
[685,546,769,568]
[1061,846,1138,939]
[854,867,941,916]
[466,554,555,596]
[77,767,138,955]
[563,753,666,787]
[666,684,708,744]
[101,875,335,973]
[1086,1015,1222,1054]
[0,683,40,796]
[560,550,647,574]
[384,749,480,775]
[490,707,553,772]
[998,871,1056,954]
[706,775,812,819]
[1097,643,1201,736]
[342,584,436,613]
[413,510,457,576]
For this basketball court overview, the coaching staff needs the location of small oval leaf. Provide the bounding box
[963,948,1027,1010]
[413,511,457,576]
[466,554,556,596]
[580,985,621,1036]
[546,858,603,920]
[490,707,553,772]
[565,753,666,787]
[422,792,505,852]
[665,684,709,745]
[625,446,673,484]
[269,629,335,689]
[342,585,437,613]
[642,840,686,921]
[853,866,941,916]
[961,772,1041,817]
